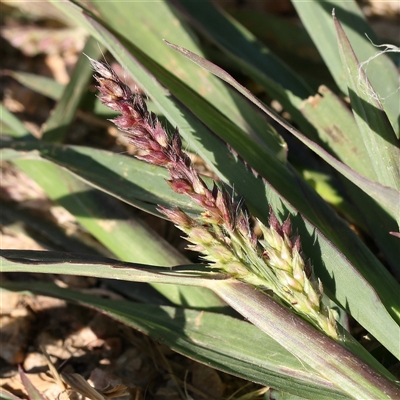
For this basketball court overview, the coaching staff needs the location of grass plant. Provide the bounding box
[1,1,399,398]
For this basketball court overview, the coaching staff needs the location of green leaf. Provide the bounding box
[230,10,329,87]
[0,104,32,139]
[5,70,64,101]
[333,12,400,195]
[292,0,399,134]
[300,86,400,270]
[41,37,104,142]
[2,281,351,400]
[172,0,311,98]
[0,250,225,287]
[6,69,118,119]
[265,390,310,400]
[300,87,373,179]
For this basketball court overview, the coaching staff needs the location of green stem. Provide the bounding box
[209,279,400,400]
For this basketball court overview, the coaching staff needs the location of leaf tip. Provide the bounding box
[163,39,175,49]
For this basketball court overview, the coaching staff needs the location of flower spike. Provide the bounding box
[89,57,338,339]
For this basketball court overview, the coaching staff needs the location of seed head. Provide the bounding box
[90,57,339,340]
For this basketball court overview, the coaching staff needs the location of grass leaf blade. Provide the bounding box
[333,11,400,194]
